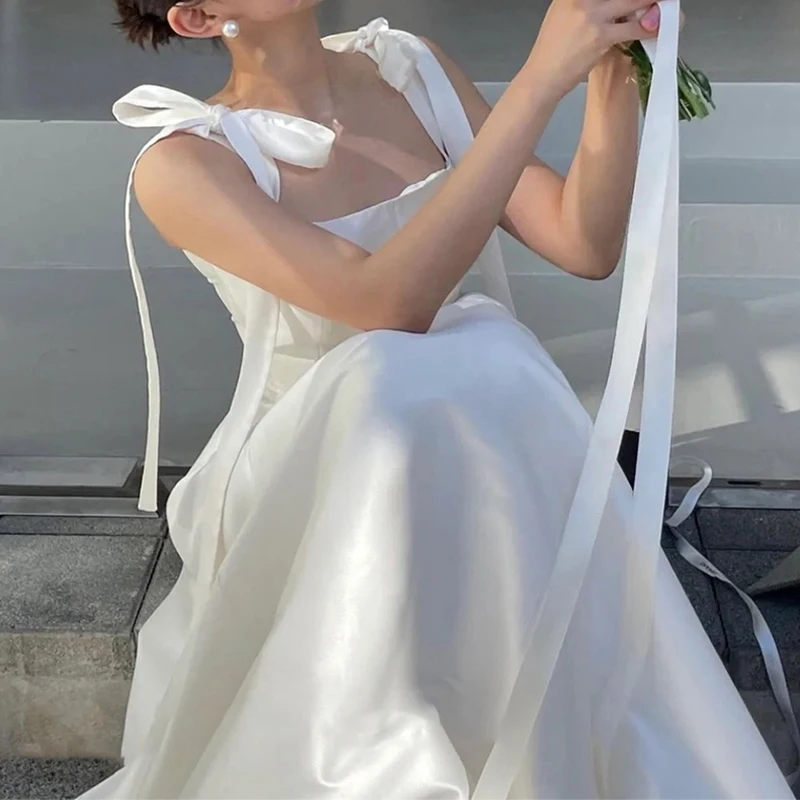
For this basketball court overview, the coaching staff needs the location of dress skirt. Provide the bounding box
[82,295,790,799]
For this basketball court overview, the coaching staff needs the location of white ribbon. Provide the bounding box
[116,97,284,515]
[666,458,800,787]
[473,4,681,796]
[325,17,420,93]
[113,86,336,171]
[404,33,517,314]
[113,85,215,130]
[122,149,162,514]
[593,23,681,786]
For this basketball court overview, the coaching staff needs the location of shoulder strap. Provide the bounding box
[324,19,446,158]
[326,19,516,313]
[114,86,305,511]
[122,131,171,513]
[394,30,517,314]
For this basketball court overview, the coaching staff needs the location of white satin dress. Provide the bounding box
[81,19,792,800]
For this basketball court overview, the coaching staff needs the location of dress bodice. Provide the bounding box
[185,165,456,408]
[114,20,516,599]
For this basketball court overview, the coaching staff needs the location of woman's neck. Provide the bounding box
[216,10,336,124]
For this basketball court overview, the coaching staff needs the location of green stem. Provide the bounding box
[615,43,714,122]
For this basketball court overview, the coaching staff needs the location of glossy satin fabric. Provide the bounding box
[81,16,791,799]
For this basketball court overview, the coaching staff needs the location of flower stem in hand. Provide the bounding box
[617,40,714,121]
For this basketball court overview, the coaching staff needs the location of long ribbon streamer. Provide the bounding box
[666,459,800,787]
[473,4,681,796]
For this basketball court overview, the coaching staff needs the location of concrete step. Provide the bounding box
[0,502,179,761]
[0,758,120,800]
[1,493,800,764]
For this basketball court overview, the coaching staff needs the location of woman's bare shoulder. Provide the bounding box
[134,133,253,220]
[135,132,249,189]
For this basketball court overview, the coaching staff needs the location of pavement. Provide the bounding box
[0,760,120,800]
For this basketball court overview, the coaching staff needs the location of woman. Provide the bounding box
[82,0,790,797]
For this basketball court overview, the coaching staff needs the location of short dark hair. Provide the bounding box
[114,0,201,49]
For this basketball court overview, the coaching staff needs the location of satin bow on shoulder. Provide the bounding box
[325,17,421,93]
[113,17,421,172]
[113,85,336,172]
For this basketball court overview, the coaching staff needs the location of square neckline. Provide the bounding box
[313,164,450,227]
[208,40,450,225]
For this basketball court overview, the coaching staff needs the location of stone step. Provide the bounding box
[0,509,179,761]
[0,758,120,800]
[1,504,799,763]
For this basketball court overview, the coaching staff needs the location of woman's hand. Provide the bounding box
[526,0,666,102]
[633,3,687,37]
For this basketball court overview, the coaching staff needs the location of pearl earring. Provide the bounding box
[221,19,240,39]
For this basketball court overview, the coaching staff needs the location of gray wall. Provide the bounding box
[2,0,800,120]
[2,0,800,481]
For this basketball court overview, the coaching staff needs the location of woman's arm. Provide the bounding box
[135,62,559,334]
[134,0,656,332]
[548,50,640,278]
[426,40,641,280]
